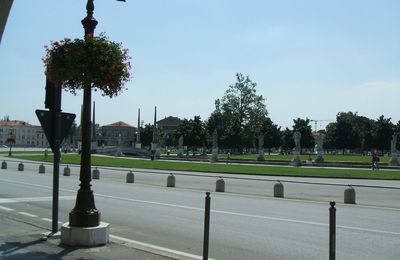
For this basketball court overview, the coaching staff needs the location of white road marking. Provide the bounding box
[110,234,210,260]
[18,212,38,218]
[97,194,400,236]
[0,205,14,211]
[41,218,52,222]
[0,196,75,204]
[1,178,399,236]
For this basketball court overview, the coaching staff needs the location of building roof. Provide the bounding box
[103,121,136,128]
[157,116,182,126]
[0,120,33,127]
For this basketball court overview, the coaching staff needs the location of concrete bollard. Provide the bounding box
[92,167,100,179]
[1,161,6,169]
[344,185,356,204]
[18,162,24,171]
[63,165,71,176]
[38,164,45,174]
[126,170,134,183]
[274,181,284,198]
[167,173,175,187]
[215,177,225,192]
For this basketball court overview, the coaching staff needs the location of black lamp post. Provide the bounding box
[69,0,99,227]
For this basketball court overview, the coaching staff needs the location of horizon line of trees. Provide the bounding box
[138,74,400,154]
[58,73,400,154]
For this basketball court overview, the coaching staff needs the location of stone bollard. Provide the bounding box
[18,162,24,171]
[344,185,356,204]
[274,181,284,198]
[215,177,225,192]
[63,165,71,176]
[1,161,6,169]
[126,170,134,183]
[167,173,175,187]
[38,164,45,174]
[92,167,100,179]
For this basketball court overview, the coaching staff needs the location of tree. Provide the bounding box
[394,120,400,150]
[208,73,268,151]
[175,116,207,154]
[325,112,361,153]
[261,117,281,154]
[292,118,314,151]
[371,115,394,153]
[140,124,153,148]
[280,128,294,154]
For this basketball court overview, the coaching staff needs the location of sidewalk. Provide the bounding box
[0,213,174,260]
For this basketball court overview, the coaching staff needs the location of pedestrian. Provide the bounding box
[372,153,380,170]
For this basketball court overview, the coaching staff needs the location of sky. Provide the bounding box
[1,0,399,131]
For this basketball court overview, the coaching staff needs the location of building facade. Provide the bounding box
[0,120,48,147]
[99,121,137,147]
[157,116,182,135]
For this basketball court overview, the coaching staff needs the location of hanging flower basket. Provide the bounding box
[43,34,132,97]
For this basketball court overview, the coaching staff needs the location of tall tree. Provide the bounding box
[208,73,268,150]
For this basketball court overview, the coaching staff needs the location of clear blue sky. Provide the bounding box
[1,0,399,130]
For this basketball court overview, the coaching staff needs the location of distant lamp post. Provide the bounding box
[6,131,15,157]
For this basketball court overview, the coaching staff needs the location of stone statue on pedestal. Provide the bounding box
[257,134,265,161]
[389,134,399,166]
[291,131,302,166]
[177,135,184,157]
[314,134,324,163]
[211,129,218,163]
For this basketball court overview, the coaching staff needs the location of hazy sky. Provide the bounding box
[1,0,399,130]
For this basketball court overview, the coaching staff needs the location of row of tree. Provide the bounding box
[64,73,400,154]
[138,73,400,154]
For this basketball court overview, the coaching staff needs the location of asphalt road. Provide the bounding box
[0,159,399,259]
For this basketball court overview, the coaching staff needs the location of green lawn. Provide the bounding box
[8,154,400,180]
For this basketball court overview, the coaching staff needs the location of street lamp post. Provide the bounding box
[68,0,99,227]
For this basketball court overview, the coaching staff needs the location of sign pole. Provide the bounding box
[51,83,62,234]
[37,79,75,235]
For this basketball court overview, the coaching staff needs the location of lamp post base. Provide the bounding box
[61,222,109,246]
[69,189,100,227]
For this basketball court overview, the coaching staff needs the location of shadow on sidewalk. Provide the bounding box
[0,239,81,260]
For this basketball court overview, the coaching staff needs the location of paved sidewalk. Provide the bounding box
[0,213,175,260]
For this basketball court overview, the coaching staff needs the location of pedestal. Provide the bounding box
[61,222,109,246]
[388,152,399,166]
[257,149,265,161]
[211,148,218,163]
[315,154,324,163]
[291,151,302,166]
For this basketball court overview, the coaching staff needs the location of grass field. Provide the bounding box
[6,153,400,180]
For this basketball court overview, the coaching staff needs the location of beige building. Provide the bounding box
[99,121,137,147]
[0,120,48,147]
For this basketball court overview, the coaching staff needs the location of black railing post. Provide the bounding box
[329,200,336,260]
[203,192,211,260]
